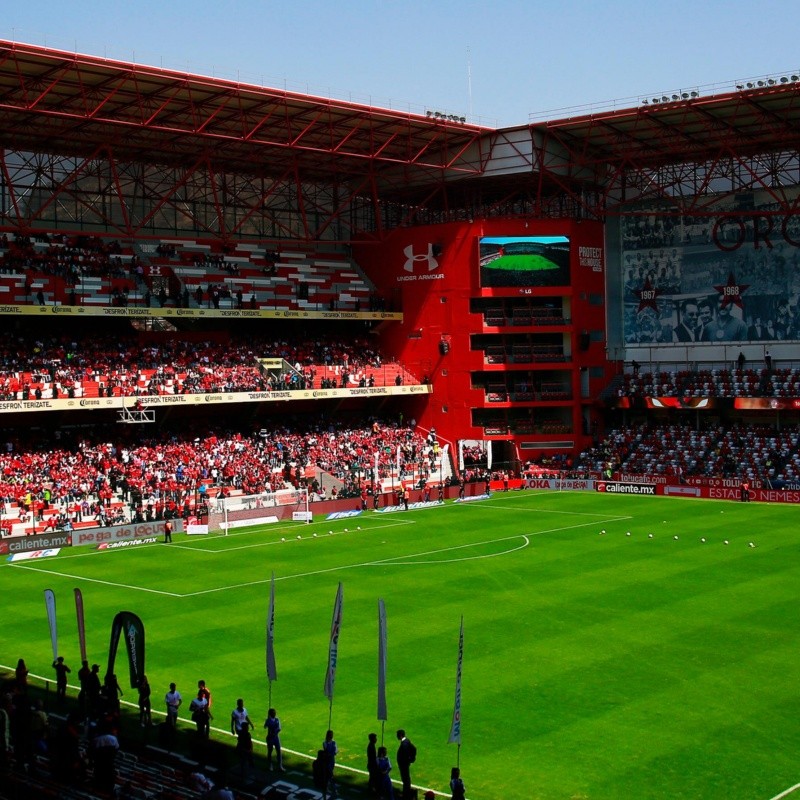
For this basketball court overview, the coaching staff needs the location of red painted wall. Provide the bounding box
[353,219,612,455]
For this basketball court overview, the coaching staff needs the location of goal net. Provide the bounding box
[207,488,310,533]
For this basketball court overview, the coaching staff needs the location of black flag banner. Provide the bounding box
[107,611,146,689]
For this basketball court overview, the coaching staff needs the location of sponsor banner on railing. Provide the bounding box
[0,383,432,414]
[0,531,73,555]
[0,303,403,322]
[596,481,657,495]
[525,478,595,491]
[72,519,184,547]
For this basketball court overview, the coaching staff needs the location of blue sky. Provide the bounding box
[3,0,799,128]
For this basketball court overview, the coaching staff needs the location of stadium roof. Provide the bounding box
[537,83,800,171]
[1,39,799,208]
[0,39,488,187]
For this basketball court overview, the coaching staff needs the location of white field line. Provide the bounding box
[181,516,624,597]
[6,564,183,596]
[769,784,800,800]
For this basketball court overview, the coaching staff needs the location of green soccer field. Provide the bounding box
[484,253,559,273]
[4,491,800,800]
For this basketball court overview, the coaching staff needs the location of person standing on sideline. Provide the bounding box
[230,698,254,737]
[322,729,338,797]
[366,732,379,795]
[137,675,151,726]
[765,348,772,372]
[740,481,750,502]
[53,656,71,702]
[396,729,415,799]
[164,519,173,543]
[376,746,395,799]
[450,766,466,800]
[165,682,182,727]
[263,707,284,771]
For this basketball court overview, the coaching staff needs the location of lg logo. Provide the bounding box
[403,243,439,273]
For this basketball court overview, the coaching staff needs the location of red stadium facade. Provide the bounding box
[0,39,799,465]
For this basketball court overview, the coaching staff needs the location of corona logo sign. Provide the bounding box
[403,243,439,273]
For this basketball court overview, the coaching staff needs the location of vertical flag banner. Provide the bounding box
[107,611,146,689]
[324,582,344,700]
[448,616,464,745]
[44,589,58,662]
[74,588,87,663]
[267,572,277,682]
[377,599,388,721]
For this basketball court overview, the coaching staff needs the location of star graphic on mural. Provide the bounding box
[713,272,749,310]
[633,278,660,313]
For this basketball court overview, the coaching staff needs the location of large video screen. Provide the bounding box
[479,236,571,288]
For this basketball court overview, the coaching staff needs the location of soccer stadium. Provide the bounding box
[1,38,800,800]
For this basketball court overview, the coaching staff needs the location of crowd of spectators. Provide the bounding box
[572,422,800,486]
[620,365,800,399]
[0,232,135,285]
[0,416,439,534]
[0,331,413,401]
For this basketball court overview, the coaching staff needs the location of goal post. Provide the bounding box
[207,488,310,534]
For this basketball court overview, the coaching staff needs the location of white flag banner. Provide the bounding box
[377,599,388,721]
[324,582,344,700]
[44,589,58,662]
[448,616,464,744]
[267,572,277,682]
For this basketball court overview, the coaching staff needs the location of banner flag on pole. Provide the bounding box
[458,440,465,472]
[448,616,464,744]
[267,572,277,682]
[377,598,388,721]
[324,582,344,700]
[107,611,146,689]
[44,589,58,662]
[74,588,87,663]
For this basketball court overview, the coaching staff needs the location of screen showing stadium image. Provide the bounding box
[479,236,571,288]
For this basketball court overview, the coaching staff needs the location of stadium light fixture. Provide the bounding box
[690,91,699,98]
[746,82,755,89]
[757,80,765,87]
[682,92,690,98]
[671,94,679,101]
[661,96,669,102]
[780,76,789,83]
[767,79,776,85]
[652,98,660,104]
[735,85,744,91]
[792,75,799,82]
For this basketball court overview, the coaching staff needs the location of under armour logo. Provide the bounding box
[403,244,439,273]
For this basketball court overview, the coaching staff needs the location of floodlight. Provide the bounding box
[652,98,659,104]
[792,75,799,81]
[746,82,755,89]
[661,96,669,102]
[767,78,776,85]
[780,76,789,83]
[426,111,433,117]
[671,94,679,101]
[690,91,699,98]
[682,92,690,98]
[757,80,765,87]
[735,85,744,91]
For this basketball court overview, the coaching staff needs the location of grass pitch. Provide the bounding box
[4,491,800,800]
